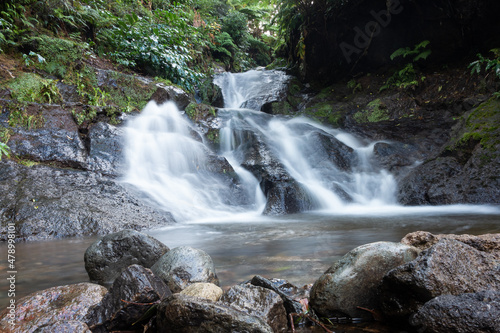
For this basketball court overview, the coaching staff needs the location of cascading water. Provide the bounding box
[123,68,494,221]
[122,101,261,221]
[214,69,399,213]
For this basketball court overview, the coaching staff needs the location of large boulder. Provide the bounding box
[220,284,288,332]
[6,106,87,168]
[0,161,175,241]
[410,290,500,333]
[85,264,171,332]
[151,246,219,293]
[381,239,500,321]
[0,283,107,333]
[309,241,419,320]
[84,229,169,285]
[156,294,273,333]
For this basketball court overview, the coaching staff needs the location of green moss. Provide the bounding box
[461,98,500,151]
[353,98,390,123]
[7,73,62,104]
[106,72,157,112]
[303,101,343,126]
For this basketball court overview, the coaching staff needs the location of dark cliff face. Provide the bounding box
[297,0,500,82]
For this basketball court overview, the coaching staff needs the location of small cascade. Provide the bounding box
[214,69,399,213]
[122,101,261,221]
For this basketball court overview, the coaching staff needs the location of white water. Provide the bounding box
[122,69,500,221]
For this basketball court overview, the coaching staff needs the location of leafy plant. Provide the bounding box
[390,40,431,62]
[380,41,431,91]
[0,141,9,160]
[347,79,362,93]
[469,49,500,80]
[8,105,45,130]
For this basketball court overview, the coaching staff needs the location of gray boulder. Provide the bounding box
[310,241,420,320]
[381,239,500,321]
[7,106,87,168]
[156,294,273,333]
[0,160,175,241]
[411,290,500,333]
[151,246,219,293]
[220,284,288,332]
[0,283,107,333]
[84,229,169,285]
[85,264,171,332]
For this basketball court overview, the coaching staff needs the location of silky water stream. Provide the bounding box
[2,70,499,331]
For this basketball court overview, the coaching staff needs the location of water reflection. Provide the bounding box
[1,212,499,309]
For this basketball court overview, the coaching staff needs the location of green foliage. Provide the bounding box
[7,73,62,104]
[381,41,431,91]
[26,35,90,78]
[347,79,362,93]
[221,10,249,47]
[8,104,45,129]
[0,0,37,53]
[390,40,431,62]
[98,7,203,91]
[0,141,9,160]
[0,127,10,160]
[469,49,500,83]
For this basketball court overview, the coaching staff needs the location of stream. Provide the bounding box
[2,210,499,309]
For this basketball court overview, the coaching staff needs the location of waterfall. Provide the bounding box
[214,69,399,213]
[122,69,401,221]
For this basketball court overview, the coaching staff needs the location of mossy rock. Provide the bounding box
[303,101,344,126]
[352,98,390,123]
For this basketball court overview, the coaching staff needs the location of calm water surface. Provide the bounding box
[2,210,499,311]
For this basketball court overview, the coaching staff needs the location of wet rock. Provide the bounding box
[310,131,358,172]
[249,275,306,317]
[381,239,500,321]
[0,283,107,333]
[220,284,288,332]
[33,320,91,333]
[85,264,171,332]
[397,147,500,206]
[156,294,273,333]
[151,83,192,110]
[151,246,219,293]
[240,132,317,215]
[410,290,500,333]
[401,231,500,259]
[84,229,169,285]
[85,122,125,177]
[372,141,421,177]
[0,160,175,241]
[197,78,224,108]
[7,106,87,168]
[309,241,419,320]
[180,283,223,301]
[262,178,316,215]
